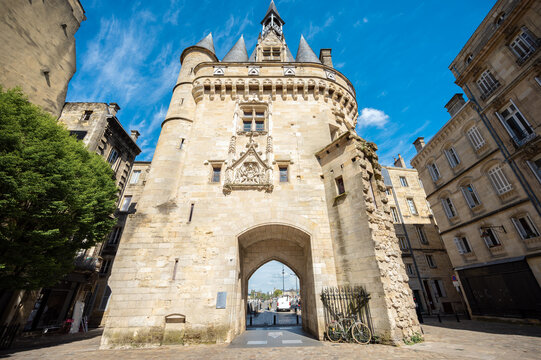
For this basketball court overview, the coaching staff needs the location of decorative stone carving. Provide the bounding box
[283,66,295,76]
[223,135,273,194]
[248,66,260,76]
[213,66,225,76]
[325,70,336,81]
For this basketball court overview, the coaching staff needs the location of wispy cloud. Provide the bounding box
[305,15,334,40]
[353,17,369,27]
[357,108,389,129]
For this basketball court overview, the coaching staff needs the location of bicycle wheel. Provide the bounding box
[351,322,371,344]
[326,321,344,342]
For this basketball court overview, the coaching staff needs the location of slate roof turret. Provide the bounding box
[222,35,249,62]
[296,35,321,63]
[194,33,216,55]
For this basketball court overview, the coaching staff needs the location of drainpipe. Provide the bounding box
[390,183,432,315]
[452,66,541,217]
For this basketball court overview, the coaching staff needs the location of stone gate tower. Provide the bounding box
[102,1,420,347]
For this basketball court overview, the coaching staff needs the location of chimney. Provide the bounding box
[319,49,333,68]
[444,93,466,117]
[413,137,425,153]
[394,154,407,168]
[130,130,140,143]
[108,102,120,116]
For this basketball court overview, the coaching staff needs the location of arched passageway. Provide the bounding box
[246,261,301,327]
[237,224,320,337]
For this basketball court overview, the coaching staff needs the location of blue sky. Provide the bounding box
[67,0,496,166]
[248,261,299,294]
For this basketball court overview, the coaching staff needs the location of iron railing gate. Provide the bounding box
[321,286,373,339]
[0,323,20,350]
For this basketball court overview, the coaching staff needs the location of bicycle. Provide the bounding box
[326,313,371,344]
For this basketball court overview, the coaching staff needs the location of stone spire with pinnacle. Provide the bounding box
[296,35,321,63]
[261,0,284,38]
[222,35,249,62]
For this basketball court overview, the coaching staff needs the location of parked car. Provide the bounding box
[277,296,291,312]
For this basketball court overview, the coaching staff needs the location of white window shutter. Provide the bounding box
[442,199,451,218]
[438,280,447,297]
[511,217,526,239]
[461,187,472,207]
[495,111,515,139]
[454,237,464,254]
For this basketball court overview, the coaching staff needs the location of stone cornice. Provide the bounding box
[193,61,356,97]
[191,75,358,125]
[411,101,475,167]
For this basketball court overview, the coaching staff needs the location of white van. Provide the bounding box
[277,296,291,312]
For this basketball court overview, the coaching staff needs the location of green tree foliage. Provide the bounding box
[0,88,118,290]
[273,289,283,298]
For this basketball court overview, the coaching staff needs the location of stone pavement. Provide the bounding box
[2,318,540,359]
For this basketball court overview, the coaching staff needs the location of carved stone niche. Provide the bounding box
[223,136,273,194]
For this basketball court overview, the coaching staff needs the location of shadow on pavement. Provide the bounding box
[0,328,102,358]
[421,317,541,338]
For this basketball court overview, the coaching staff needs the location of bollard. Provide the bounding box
[250,316,252,326]
[455,313,460,322]
[418,312,424,324]
[296,314,299,325]
[437,314,442,323]
[274,315,276,325]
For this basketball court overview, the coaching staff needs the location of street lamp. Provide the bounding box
[290,273,298,295]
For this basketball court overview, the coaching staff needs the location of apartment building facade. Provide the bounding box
[411,0,541,321]
[383,156,463,315]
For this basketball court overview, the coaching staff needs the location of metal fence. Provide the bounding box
[0,323,20,350]
[321,286,373,336]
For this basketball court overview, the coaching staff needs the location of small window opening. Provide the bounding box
[279,166,288,182]
[212,166,221,183]
[336,176,345,195]
[179,138,185,149]
[188,203,195,222]
[172,258,179,280]
[82,110,92,121]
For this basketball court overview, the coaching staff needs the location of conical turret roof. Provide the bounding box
[222,35,249,62]
[296,35,320,63]
[194,33,215,54]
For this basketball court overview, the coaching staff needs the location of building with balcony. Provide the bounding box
[382,156,464,315]
[411,0,541,322]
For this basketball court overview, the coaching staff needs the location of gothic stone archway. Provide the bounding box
[237,224,320,337]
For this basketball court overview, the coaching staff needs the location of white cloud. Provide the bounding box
[357,108,389,128]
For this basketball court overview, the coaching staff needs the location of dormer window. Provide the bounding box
[262,47,281,61]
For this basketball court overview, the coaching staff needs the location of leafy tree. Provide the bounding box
[0,87,118,290]
[273,289,283,298]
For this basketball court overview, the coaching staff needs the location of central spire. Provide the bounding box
[261,0,284,38]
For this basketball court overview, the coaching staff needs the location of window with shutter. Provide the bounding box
[442,197,457,218]
[511,215,540,240]
[527,159,541,184]
[480,228,501,247]
[444,147,460,168]
[509,27,538,62]
[427,163,440,182]
[487,166,512,194]
[467,126,485,150]
[496,101,535,146]
[461,184,481,208]
[476,70,500,98]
